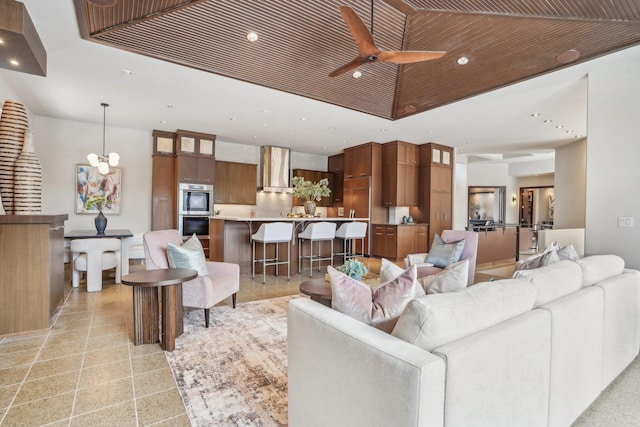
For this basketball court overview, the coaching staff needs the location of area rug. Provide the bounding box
[165,295,298,427]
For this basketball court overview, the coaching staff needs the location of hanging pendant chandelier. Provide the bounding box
[87,102,119,175]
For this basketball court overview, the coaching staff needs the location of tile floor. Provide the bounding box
[0,258,384,426]
[0,257,537,426]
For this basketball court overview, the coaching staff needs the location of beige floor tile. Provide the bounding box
[83,343,130,368]
[70,400,138,426]
[13,370,80,405]
[131,352,169,375]
[136,388,187,426]
[45,329,90,346]
[50,318,91,333]
[152,413,192,426]
[0,335,46,355]
[0,348,38,370]
[37,339,87,361]
[86,331,131,351]
[129,342,164,358]
[26,354,83,381]
[2,391,74,426]
[0,383,19,410]
[78,358,132,389]
[73,376,134,416]
[133,367,178,398]
[0,365,30,387]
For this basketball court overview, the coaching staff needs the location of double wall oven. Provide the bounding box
[178,183,213,238]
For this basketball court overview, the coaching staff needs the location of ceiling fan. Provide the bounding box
[329,3,445,77]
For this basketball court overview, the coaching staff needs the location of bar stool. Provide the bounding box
[334,222,367,263]
[251,222,294,284]
[298,221,337,277]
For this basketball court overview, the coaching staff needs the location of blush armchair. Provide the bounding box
[404,229,479,285]
[143,229,239,327]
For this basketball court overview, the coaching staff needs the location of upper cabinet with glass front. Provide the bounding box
[175,129,216,157]
[423,143,453,167]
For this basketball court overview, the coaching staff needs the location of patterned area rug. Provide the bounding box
[165,296,297,426]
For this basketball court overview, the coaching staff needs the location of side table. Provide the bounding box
[122,268,198,351]
[299,278,332,307]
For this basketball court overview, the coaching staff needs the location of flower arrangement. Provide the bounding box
[85,193,107,212]
[291,176,331,201]
[337,258,369,279]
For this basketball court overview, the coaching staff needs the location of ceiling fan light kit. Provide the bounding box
[329,5,445,77]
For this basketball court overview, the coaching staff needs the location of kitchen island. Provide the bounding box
[209,216,369,275]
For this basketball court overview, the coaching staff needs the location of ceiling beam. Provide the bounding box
[0,0,46,76]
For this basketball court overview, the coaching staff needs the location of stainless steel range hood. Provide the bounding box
[260,146,292,192]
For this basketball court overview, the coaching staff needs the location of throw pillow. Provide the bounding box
[328,264,421,333]
[406,253,429,266]
[515,246,561,271]
[425,234,465,268]
[557,243,580,261]
[419,259,469,294]
[166,234,209,276]
[379,258,426,297]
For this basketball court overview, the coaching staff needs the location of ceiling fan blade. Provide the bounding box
[377,50,446,64]
[339,6,379,57]
[329,57,369,77]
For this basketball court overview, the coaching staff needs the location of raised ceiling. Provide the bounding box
[75,0,640,120]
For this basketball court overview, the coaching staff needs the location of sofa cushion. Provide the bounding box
[166,234,209,277]
[575,255,625,287]
[425,234,465,268]
[329,265,422,333]
[392,279,537,351]
[557,243,580,261]
[512,260,582,308]
[419,259,469,294]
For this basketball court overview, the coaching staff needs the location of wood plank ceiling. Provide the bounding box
[75,0,640,120]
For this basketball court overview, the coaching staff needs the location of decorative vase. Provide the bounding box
[13,130,42,215]
[95,211,107,234]
[0,100,29,214]
[304,200,316,216]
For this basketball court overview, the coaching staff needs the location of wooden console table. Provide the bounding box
[122,268,197,351]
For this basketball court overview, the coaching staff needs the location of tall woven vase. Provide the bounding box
[13,130,42,215]
[0,100,29,214]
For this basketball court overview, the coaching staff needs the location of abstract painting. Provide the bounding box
[76,164,122,214]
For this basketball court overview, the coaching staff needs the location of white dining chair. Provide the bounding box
[71,238,121,292]
[121,232,145,276]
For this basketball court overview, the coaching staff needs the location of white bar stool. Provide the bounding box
[251,222,294,284]
[334,222,367,263]
[298,221,337,277]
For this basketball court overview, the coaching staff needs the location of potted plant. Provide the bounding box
[291,176,331,215]
[337,258,368,281]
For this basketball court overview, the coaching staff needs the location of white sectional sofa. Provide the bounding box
[287,255,640,427]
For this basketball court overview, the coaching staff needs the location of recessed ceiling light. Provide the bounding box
[300,117,307,121]
[352,70,362,78]
[262,123,268,127]
[253,135,258,138]
[261,108,269,113]
[9,59,19,66]
[229,117,237,121]
[557,49,580,64]
[531,113,541,117]
[574,134,582,138]
[0,39,5,45]
[289,129,295,132]
[543,119,553,123]
[166,105,175,109]
[247,31,258,42]
[322,145,327,149]
[328,126,336,130]
[555,125,564,129]
[457,56,469,65]
[341,140,348,144]
[159,120,167,124]
[380,129,388,132]
[121,69,134,76]
[566,130,574,133]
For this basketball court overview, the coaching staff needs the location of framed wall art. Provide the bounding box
[76,164,122,214]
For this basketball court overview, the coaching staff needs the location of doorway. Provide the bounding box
[519,186,554,228]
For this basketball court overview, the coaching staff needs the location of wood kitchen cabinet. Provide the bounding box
[175,130,216,184]
[328,153,344,205]
[418,143,453,249]
[372,224,429,260]
[291,169,333,207]
[344,142,379,178]
[215,161,257,204]
[176,155,215,184]
[381,141,419,207]
[0,215,67,335]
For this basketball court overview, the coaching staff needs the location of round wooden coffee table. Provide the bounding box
[299,278,332,307]
[122,268,198,351]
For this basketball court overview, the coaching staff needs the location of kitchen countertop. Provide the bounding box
[212,216,369,221]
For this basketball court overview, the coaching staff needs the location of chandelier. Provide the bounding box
[87,102,119,174]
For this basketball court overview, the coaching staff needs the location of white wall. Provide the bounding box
[35,116,153,233]
[554,139,586,228]
[585,49,640,268]
[453,162,468,229]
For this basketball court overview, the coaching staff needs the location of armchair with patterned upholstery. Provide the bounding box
[404,229,479,286]
[143,229,239,327]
